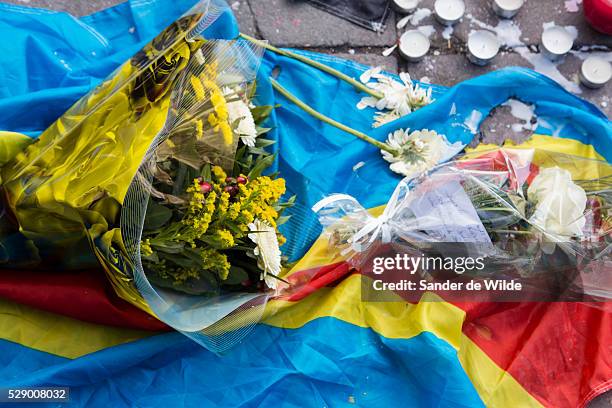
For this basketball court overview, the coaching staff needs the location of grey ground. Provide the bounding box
[1,0,612,406]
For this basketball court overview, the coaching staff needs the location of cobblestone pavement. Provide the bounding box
[1,1,611,406]
[237,0,611,145]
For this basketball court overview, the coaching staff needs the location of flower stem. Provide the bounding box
[239,33,383,99]
[270,78,395,154]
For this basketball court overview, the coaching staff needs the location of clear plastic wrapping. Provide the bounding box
[0,1,280,350]
[314,148,612,308]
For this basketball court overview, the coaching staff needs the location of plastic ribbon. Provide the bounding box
[312,178,432,256]
[349,179,410,251]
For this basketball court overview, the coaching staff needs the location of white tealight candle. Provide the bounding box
[580,56,612,89]
[434,0,465,26]
[392,0,420,14]
[492,0,524,19]
[398,30,431,62]
[541,26,574,61]
[467,30,500,66]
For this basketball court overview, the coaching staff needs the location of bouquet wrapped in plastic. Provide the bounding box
[0,0,290,350]
[314,148,611,306]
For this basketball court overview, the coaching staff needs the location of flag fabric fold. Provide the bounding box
[0,1,609,407]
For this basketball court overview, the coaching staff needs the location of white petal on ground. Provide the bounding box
[397,15,411,30]
[382,44,398,57]
[357,96,379,110]
[360,66,382,84]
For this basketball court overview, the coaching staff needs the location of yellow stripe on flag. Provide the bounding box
[263,275,543,407]
[0,297,153,359]
[265,275,464,347]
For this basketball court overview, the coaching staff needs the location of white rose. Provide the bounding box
[527,167,587,238]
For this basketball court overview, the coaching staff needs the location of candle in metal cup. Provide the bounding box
[492,0,524,18]
[434,0,465,26]
[467,30,500,66]
[579,56,612,88]
[392,0,420,14]
[398,30,431,62]
[541,26,574,61]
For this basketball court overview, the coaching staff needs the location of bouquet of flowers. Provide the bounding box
[0,1,292,349]
[314,147,611,304]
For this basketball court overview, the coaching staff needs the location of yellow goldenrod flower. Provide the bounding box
[210,228,234,249]
[140,239,153,257]
[212,166,227,182]
[190,75,205,101]
[219,121,233,146]
[195,119,203,139]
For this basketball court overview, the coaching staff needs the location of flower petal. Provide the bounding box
[357,97,378,110]
[359,66,382,84]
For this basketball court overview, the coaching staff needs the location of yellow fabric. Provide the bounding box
[0,131,33,169]
[0,298,153,359]
[265,275,464,347]
[468,134,610,181]
[469,134,605,161]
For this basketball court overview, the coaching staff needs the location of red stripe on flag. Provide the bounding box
[0,268,169,331]
[459,301,612,408]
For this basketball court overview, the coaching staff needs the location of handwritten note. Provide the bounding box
[409,178,493,247]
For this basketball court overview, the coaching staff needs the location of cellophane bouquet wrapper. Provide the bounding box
[315,148,611,308]
[0,0,272,350]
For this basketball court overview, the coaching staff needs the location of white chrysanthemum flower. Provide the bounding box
[248,219,282,289]
[357,67,434,127]
[226,98,258,147]
[381,129,464,178]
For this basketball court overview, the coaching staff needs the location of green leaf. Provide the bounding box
[224,266,249,285]
[247,147,270,156]
[144,202,173,230]
[255,138,276,147]
[251,105,273,124]
[200,163,212,181]
[247,80,258,100]
[256,127,273,137]
[276,215,291,226]
[248,153,276,179]
[150,240,184,254]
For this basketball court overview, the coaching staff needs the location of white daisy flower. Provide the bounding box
[226,98,258,147]
[248,219,282,289]
[381,129,464,178]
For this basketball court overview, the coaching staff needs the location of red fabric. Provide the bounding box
[282,262,350,301]
[0,268,169,331]
[460,301,612,408]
